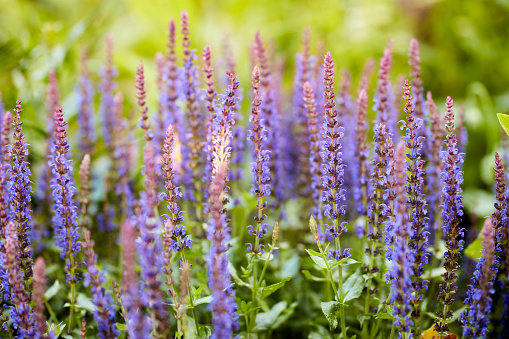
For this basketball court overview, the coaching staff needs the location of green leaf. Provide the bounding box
[308,325,333,339]
[330,258,360,269]
[302,270,327,282]
[375,304,394,320]
[254,301,286,331]
[465,233,483,260]
[498,113,509,136]
[259,277,291,300]
[271,301,298,330]
[76,293,95,312]
[280,254,300,278]
[228,262,250,288]
[321,301,341,330]
[305,249,328,269]
[192,284,203,300]
[116,322,126,331]
[61,335,73,339]
[45,280,61,301]
[194,296,213,307]
[342,270,364,303]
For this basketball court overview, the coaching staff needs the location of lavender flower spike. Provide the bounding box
[246,66,271,254]
[303,81,322,219]
[83,230,119,339]
[76,46,96,155]
[9,100,34,295]
[99,33,117,147]
[207,159,238,339]
[386,141,414,335]
[5,221,35,338]
[321,52,349,261]
[435,96,465,335]
[401,80,429,322]
[50,107,81,280]
[121,218,151,339]
[460,219,497,339]
[136,65,170,336]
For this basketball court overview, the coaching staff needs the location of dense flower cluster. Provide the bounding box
[3,10,509,339]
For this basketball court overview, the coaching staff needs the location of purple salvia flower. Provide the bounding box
[400,80,430,323]
[5,221,35,337]
[294,28,313,198]
[303,81,323,220]
[338,71,355,198]
[435,96,465,335]
[386,141,414,335]
[207,159,238,339]
[0,92,3,115]
[78,154,91,232]
[426,92,444,239]
[33,257,48,338]
[121,218,151,339]
[112,92,135,217]
[253,32,280,202]
[161,125,190,254]
[153,52,167,159]
[460,219,497,339]
[76,46,96,155]
[373,43,397,138]
[353,89,370,236]
[83,230,119,339]
[164,19,184,185]
[360,58,375,94]
[35,73,60,246]
[8,100,34,296]
[50,107,81,283]
[136,67,170,337]
[202,45,217,213]
[321,52,350,260]
[246,66,271,254]
[180,10,204,204]
[99,33,118,147]
[0,110,10,168]
[365,123,392,307]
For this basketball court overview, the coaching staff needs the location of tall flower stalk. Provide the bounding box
[8,100,34,297]
[4,221,35,337]
[83,230,119,339]
[50,107,81,332]
[401,80,429,326]
[136,62,170,338]
[435,97,464,338]
[321,51,349,338]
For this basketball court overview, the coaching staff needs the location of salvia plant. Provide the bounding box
[2,9,509,339]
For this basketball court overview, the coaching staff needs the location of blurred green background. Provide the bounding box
[1,0,509,219]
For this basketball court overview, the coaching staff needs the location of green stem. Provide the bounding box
[389,325,395,339]
[45,298,58,323]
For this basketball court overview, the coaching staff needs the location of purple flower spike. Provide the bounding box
[122,218,151,339]
[136,62,152,141]
[161,125,190,254]
[246,66,271,254]
[76,47,96,155]
[99,33,118,147]
[303,81,322,220]
[321,52,350,260]
[4,221,35,337]
[460,219,497,339]
[353,88,370,235]
[50,107,81,283]
[83,231,119,339]
[435,96,465,335]
[207,160,238,339]
[180,9,204,204]
[294,28,313,198]
[400,80,430,322]
[8,100,34,293]
[426,92,444,235]
[386,141,414,335]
